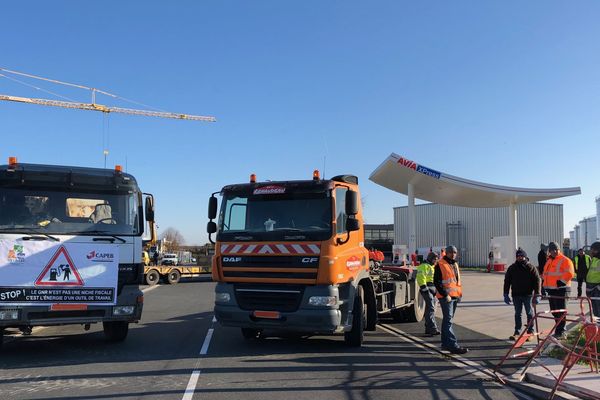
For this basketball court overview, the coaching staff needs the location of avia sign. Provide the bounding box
[397,156,442,180]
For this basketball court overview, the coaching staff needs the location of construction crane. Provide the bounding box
[0,67,216,122]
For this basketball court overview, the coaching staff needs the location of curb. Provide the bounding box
[502,376,579,400]
[525,371,600,400]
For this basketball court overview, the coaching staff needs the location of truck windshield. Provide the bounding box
[0,188,141,236]
[218,191,332,241]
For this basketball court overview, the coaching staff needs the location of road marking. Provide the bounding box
[181,323,215,399]
[182,370,201,400]
[200,328,214,355]
[378,324,534,400]
[142,285,160,294]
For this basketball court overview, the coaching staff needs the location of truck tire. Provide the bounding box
[103,321,129,342]
[166,269,181,285]
[241,328,261,340]
[344,285,365,347]
[365,285,377,331]
[405,285,425,322]
[145,270,159,286]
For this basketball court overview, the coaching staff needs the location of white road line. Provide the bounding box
[378,324,534,400]
[181,370,201,400]
[142,285,160,294]
[200,328,214,355]
[181,325,214,400]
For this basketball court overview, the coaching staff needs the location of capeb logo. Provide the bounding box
[87,250,115,262]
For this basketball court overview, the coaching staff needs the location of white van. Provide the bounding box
[160,253,178,266]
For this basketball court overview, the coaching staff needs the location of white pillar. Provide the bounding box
[408,183,416,256]
[508,202,518,264]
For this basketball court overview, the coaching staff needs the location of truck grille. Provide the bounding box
[221,255,319,283]
[234,284,304,312]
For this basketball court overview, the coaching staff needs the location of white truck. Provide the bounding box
[0,158,155,348]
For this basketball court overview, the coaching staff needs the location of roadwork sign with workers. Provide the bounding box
[0,241,119,305]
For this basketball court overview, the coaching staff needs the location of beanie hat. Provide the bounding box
[426,252,438,264]
[516,249,527,258]
[445,245,458,253]
[548,242,559,251]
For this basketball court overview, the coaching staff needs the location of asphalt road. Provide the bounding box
[0,277,532,400]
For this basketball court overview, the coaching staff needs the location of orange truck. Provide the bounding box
[207,171,424,346]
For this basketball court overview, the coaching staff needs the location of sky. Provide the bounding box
[1,1,599,245]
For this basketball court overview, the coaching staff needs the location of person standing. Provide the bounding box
[573,248,591,298]
[417,252,440,336]
[537,243,548,276]
[434,245,468,354]
[503,249,541,340]
[586,242,600,320]
[488,250,494,273]
[542,242,575,338]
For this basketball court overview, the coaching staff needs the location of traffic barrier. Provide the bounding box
[494,295,599,399]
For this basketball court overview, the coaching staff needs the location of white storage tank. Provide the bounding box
[569,230,576,250]
[579,216,597,249]
[574,224,581,250]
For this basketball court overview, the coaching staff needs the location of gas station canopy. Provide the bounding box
[369,153,580,208]
[369,153,581,260]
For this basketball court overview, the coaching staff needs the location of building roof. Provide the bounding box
[369,153,580,207]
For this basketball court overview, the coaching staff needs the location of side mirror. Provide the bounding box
[345,190,359,216]
[208,196,218,220]
[346,218,360,232]
[207,221,217,234]
[144,195,155,222]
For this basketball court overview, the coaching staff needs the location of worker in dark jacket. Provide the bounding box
[573,248,591,298]
[503,249,541,340]
[537,243,547,276]
[434,245,468,354]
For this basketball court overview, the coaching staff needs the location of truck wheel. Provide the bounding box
[406,285,425,322]
[166,270,181,285]
[103,321,129,342]
[241,328,261,340]
[365,287,377,331]
[344,285,365,347]
[145,270,159,286]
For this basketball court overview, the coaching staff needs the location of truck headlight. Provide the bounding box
[308,296,337,306]
[215,292,231,303]
[0,310,19,320]
[113,306,135,316]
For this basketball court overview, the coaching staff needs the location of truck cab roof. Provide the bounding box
[221,175,358,194]
[0,162,139,192]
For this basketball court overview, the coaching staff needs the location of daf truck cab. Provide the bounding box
[0,158,156,348]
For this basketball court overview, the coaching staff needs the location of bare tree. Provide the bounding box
[159,227,185,252]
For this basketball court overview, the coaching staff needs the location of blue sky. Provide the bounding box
[1,1,599,245]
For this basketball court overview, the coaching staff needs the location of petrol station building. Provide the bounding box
[369,153,581,267]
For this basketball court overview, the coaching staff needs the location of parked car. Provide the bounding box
[161,253,178,266]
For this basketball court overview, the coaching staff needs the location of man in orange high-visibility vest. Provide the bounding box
[434,245,468,354]
[542,241,575,338]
